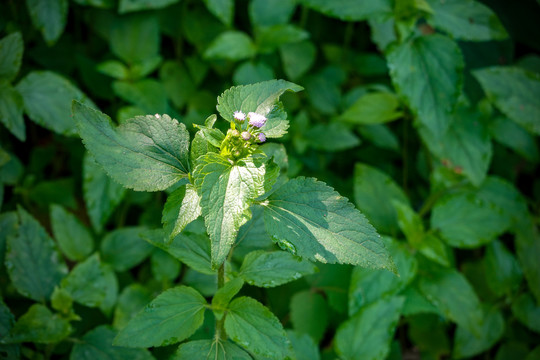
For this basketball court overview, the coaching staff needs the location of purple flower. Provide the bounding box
[241,131,251,140]
[248,112,267,128]
[234,111,246,122]
[258,132,266,143]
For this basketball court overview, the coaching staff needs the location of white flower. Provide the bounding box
[233,111,246,121]
[154,114,160,119]
[248,112,267,128]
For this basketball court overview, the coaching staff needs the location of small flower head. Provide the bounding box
[154,114,160,119]
[233,111,246,122]
[258,132,266,143]
[248,112,267,128]
[228,129,240,137]
[241,131,251,141]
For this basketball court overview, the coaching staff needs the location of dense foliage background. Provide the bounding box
[1,0,540,359]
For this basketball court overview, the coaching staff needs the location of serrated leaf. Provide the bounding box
[118,0,180,13]
[426,0,508,41]
[204,31,256,61]
[50,204,94,261]
[16,71,94,136]
[216,79,303,123]
[474,66,540,135]
[25,0,68,45]
[263,177,394,270]
[353,163,409,235]
[101,227,153,272]
[194,153,270,268]
[290,291,328,343]
[341,92,403,124]
[335,296,404,360]
[224,296,291,358]
[203,0,234,26]
[0,32,23,82]
[114,286,206,348]
[173,339,251,360]
[300,0,392,21]
[212,278,244,320]
[83,153,126,233]
[511,293,540,334]
[387,34,464,139]
[162,184,202,240]
[5,207,68,302]
[71,326,154,360]
[484,240,522,296]
[239,250,317,288]
[110,12,160,64]
[0,83,25,141]
[73,101,190,191]
[4,304,71,344]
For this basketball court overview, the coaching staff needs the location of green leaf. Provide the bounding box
[304,122,360,151]
[101,227,153,272]
[203,0,234,26]
[50,204,94,261]
[474,66,540,135]
[353,163,409,235]
[114,286,206,347]
[280,40,317,81]
[491,117,539,163]
[224,296,291,358]
[110,13,160,64]
[73,101,190,191]
[16,71,94,136]
[239,250,317,288]
[290,290,328,343]
[335,296,404,360]
[340,92,403,124]
[287,330,321,360]
[453,306,505,359]
[0,298,15,341]
[216,79,303,123]
[151,249,181,282]
[112,79,168,114]
[255,24,309,54]
[249,0,297,27]
[113,284,153,330]
[300,0,392,21]
[526,346,540,360]
[0,83,25,141]
[193,153,270,268]
[162,184,202,241]
[349,238,417,315]
[160,61,196,109]
[387,34,464,139]
[71,325,153,360]
[5,207,68,302]
[83,153,127,233]
[204,31,256,61]
[420,106,492,186]
[60,254,116,308]
[263,177,394,270]
[516,218,540,303]
[118,0,180,13]
[512,293,540,334]
[418,264,483,335]
[4,304,71,344]
[358,124,399,151]
[97,60,130,80]
[0,32,23,82]
[233,61,275,85]
[426,0,508,41]
[25,0,68,45]
[407,314,450,358]
[173,339,251,360]
[401,284,443,316]
[211,278,244,320]
[484,240,522,296]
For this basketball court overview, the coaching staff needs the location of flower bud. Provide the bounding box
[248,112,267,128]
[258,132,266,143]
[241,131,251,140]
[228,129,240,137]
[233,111,246,122]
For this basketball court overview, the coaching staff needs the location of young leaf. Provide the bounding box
[387,34,464,139]
[3,304,71,344]
[5,207,68,302]
[101,227,153,272]
[263,177,395,271]
[474,66,540,135]
[25,0,68,45]
[255,24,309,54]
[0,84,25,141]
[426,0,508,41]
[211,277,244,320]
[50,204,94,261]
[224,296,291,358]
[114,286,207,348]
[0,32,23,82]
[340,92,403,125]
[17,71,94,136]
[239,250,317,287]
[511,293,540,334]
[73,101,190,191]
[173,339,251,360]
[204,31,256,61]
[300,0,392,21]
[71,325,153,360]
[335,296,404,360]
[193,153,270,268]
[290,290,328,343]
[162,184,202,240]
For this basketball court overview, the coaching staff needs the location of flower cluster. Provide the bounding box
[232,110,267,143]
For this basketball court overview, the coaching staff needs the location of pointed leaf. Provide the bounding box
[0,32,23,82]
[454,306,505,358]
[173,339,251,360]
[162,184,202,240]
[113,284,153,330]
[484,240,522,296]
[110,12,160,64]
[212,278,244,320]
[511,293,540,334]
[73,101,190,191]
[203,0,234,26]
[114,286,206,347]
[287,330,321,360]
[50,204,94,261]
[204,31,256,61]
[25,0,68,45]
[340,92,403,125]
[4,304,71,344]
[0,83,25,141]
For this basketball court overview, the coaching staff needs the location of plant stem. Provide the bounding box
[215,263,227,341]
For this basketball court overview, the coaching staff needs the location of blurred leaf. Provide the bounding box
[5,207,68,302]
[114,286,206,347]
[512,293,540,334]
[173,339,251,360]
[224,296,291,358]
[484,239,522,296]
[301,0,392,21]
[204,31,256,61]
[401,284,443,316]
[341,92,403,124]
[97,60,130,80]
[0,83,25,141]
[358,124,399,151]
[280,40,317,81]
[16,71,94,136]
[304,122,360,151]
[491,117,539,163]
[119,0,180,13]
[74,102,190,191]
[0,32,23,82]
[426,0,508,41]
[101,227,153,272]
[290,291,328,343]
[335,296,404,360]
[387,34,464,139]
[162,184,202,241]
[233,61,275,85]
[526,346,540,360]
[25,0,68,45]
[249,0,297,27]
[160,61,196,109]
[203,0,234,26]
[110,13,160,64]
[474,66,540,135]
[516,217,540,303]
[50,204,94,261]
[255,24,309,54]
[113,284,153,330]
[407,314,450,358]
[113,79,168,113]
[287,330,321,360]
[0,299,14,341]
